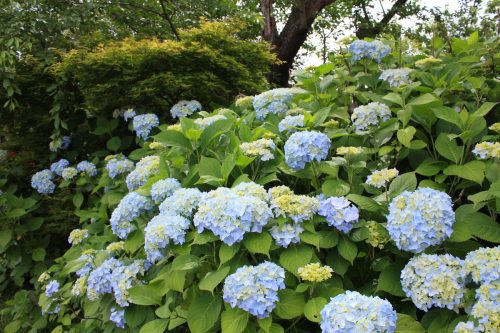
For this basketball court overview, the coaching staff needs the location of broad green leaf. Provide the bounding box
[304,297,327,323]
[128,284,162,305]
[199,119,233,149]
[6,208,26,218]
[346,194,381,212]
[415,159,446,176]
[472,102,497,117]
[0,229,12,248]
[435,134,462,163]
[383,92,404,106]
[243,232,272,256]
[274,289,305,319]
[221,307,249,333]
[377,264,405,296]
[432,106,462,128]
[106,136,121,151]
[172,254,200,271]
[388,172,417,199]
[32,248,46,262]
[408,93,438,106]
[187,293,221,333]
[154,130,192,150]
[397,126,416,148]
[322,178,350,197]
[279,245,313,276]
[463,212,500,242]
[337,236,357,264]
[395,314,425,333]
[73,192,84,209]
[199,266,230,293]
[219,243,240,266]
[139,319,168,333]
[443,161,485,185]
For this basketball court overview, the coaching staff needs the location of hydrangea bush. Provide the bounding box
[3,34,499,333]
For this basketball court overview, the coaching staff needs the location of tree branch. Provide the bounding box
[158,0,180,41]
[356,0,409,38]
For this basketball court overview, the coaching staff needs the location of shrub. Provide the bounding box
[3,33,500,333]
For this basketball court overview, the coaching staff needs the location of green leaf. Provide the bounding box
[187,293,221,333]
[443,161,485,185]
[219,243,240,266]
[154,130,192,150]
[6,208,26,218]
[322,178,350,197]
[199,119,233,149]
[337,236,357,264]
[388,172,417,199]
[32,248,46,262]
[377,264,405,296]
[432,106,462,128]
[435,134,461,163]
[106,136,121,151]
[243,232,272,256]
[408,93,438,106]
[395,314,426,333]
[139,319,168,333]
[416,159,447,176]
[304,297,327,323]
[472,102,497,117]
[199,266,230,293]
[73,192,84,209]
[124,229,144,253]
[172,255,200,271]
[383,92,404,106]
[279,245,313,276]
[0,229,12,248]
[274,289,305,319]
[463,212,500,242]
[397,126,416,148]
[128,284,163,305]
[346,194,381,212]
[221,307,249,333]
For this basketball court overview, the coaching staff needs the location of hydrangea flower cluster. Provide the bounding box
[320,291,397,333]
[194,115,226,129]
[61,167,78,180]
[45,280,60,297]
[110,260,144,307]
[68,229,88,245]
[76,161,98,176]
[110,192,154,239]
[106,241,125,253]
[49,136,71,152]
[240,138,276,161]
[235,96,254,109]
[351,102,391,131]
[471,282,499,333]
[132,113,159,140]
[223,261,285,318]
[123,108,136,121]
[489,122,500,133]
[194,188,272,245]
[415,56,442,68]
[75,253,94,277]
[453,321,484,333]
[159,188,204,217]
[318,197,359,233]
[50,159,69,176]
[401,254,467,311]
[298,263,333,282]
[232,182,268,202]
[270,223,304,247]
[31,169,56,194]
[366,168,399,188]
[284,131,331,170]
[387,188,455,253]
[170,100,202,119]
[125,155,160,191]
[278,115,304,133]
[464,246,499,284]
[270,191,320,223]
[71,276,86,297]
[144,213,190,263]
[86,258,122,301]
[472,142,500,159]
[348,40,391,63]
[110,307,125,328]
[150,178,181,204]
[365,221,390,249]
[253,88,295,120]
[379,68,412,87]
[336,146,364,156]
[105,155,134,179]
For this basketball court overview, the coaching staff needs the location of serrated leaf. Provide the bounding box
[338,236,357,264]
[221,307,249,333]
[274,289,305,319]
[279,245,313,276]
[139,319,168,333]
[199,266,230,293]
[187,293,221,333]
[443,161,485,185]
[395,314,425,333]
[377,264,405,296]
[304,297,327,323]
[243,232,272,256]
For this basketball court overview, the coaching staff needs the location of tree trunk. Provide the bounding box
[261,0,335,87]
[355,0,409,39]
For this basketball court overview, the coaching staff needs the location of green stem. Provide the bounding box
[311,161,320,191]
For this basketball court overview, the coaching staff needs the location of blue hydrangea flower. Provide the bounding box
[379,68,412,87]
[61,167,78,180]
[50,159,70,176]
[144,213,191,263]
[123,108,136,121]
[132,114,159,140]
[194,188,273,245]
[45,280,60,297]
[49,136,71,152]
[86,258,123,301]
[159,188,204,217]
[110,307,126,328]
[194,115,227,129]
[351,102,391,131]
[75,254,94,277]
[106,155,134,179]
[401,254,467,311]
[110,192,154,239]
[318,196,359,233]
[348,40,391,63]
[320,290,397,333]
[240,139,276,161]
[76,161,98,176]
[270,223,303,248]
[223,261,285,318]
[471,281,499,333]
[284,131,331,170]
[278,115,305,133]
[31,169,56,194]
[464,246,499,285]
[170,100,202,119]
[453,321,484,333]
[150,178,182,204]
[232,182,269,202]
[253,88,295,120]
[126,155,160,191]
[111,260,144,307]
[387,188,455,253]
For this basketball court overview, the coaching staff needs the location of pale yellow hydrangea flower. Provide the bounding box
[298,263,333,282]
[68,229,88,245]
[322,119,339,128]
[235,96,254,109]
[168,124,182,132]
[366,168,399,188]
[336,146,364,156]
[38,272,51,283]
[489,122,500,133]
[415,56,442,68]
[106,241,125,252]
[149,141,166,149]
[365,221,390,249]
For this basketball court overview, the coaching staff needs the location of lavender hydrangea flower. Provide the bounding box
[159,187,204,217]
[471,281,499,333]
[123,108,136,121]
[270,223,304,247]
[150,178,182,204]
[284,131,331,170]
[348,40,391,63]
[61,167,78,180]
[76,161,98,176]
[106,155,134,179]
[318,197,359,233]
[278,115,305,133]
[351,102,391,131]
[320,291,397,333]
[170,100,202,119]
[223,262,285,318]
[110,307,126,328]
[144,213,190,263]
[132,114,159,140]
[379,68,412,87]
[125,155,159,191]
[110,192,154,239]
[387,188,455,253]
[194,115,227,129]
[50,159,69,176]
[253,88,295,120]
[31,169,56,194]
[45,280,60,297]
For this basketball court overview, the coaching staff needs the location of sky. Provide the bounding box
[302,0,465,66]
